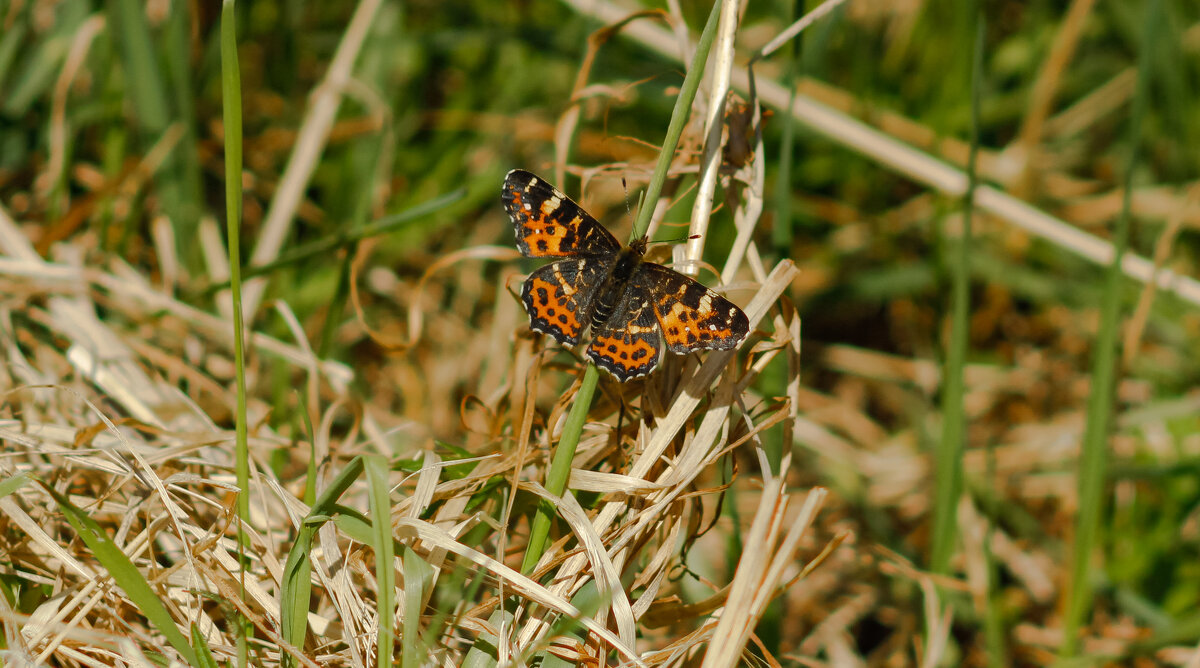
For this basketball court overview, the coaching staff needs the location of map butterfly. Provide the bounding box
[503,169,749,381]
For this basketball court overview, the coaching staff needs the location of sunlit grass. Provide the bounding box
[0,0,1196,665]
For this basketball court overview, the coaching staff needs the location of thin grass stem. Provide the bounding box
[1059,0,1159,658]
[220,2,251,665]
[930,0,982,576]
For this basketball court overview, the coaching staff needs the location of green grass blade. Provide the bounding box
[401,548,433,668]
[219,2,251,665]
[0,473,34,499]
[190,623,220,668]
[1059,0,1160,657]
[40,482,199,666]
[930,0,983,576]
[365,455,396,667]
[280,457,367,668]
[279,517,316,668]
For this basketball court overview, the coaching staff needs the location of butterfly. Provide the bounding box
[503,170,749,381]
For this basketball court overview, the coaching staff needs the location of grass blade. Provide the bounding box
[365,455,396,667]
[39,482,199,666]
[280,457,367,667]
[219,3,251,665]
[401,548,433,668]
[1059,0,1160,657]
[929,0,983,575]
[0,473,34,499]
[190,623,220,668]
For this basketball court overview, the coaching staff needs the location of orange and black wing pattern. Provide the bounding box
[520,258,608,348]
[503,169,620,258]
[504,170,749,382]
[586,292,663,380]
[635,262,749,355]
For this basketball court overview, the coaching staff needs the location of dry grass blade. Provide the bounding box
[393,516,645,666]
[683,0,740,272]
[752,0,849,62]
[701,454,826,667]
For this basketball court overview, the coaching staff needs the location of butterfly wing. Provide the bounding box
[521,257,611,348]
[586,288,663,381]
[636,262,749,354]
[503,170,621,258]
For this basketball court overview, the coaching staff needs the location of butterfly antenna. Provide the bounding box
[647,233,701,246]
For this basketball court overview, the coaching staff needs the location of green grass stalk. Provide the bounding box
[1059,0,1159,657]
[929,0,982,576]
[219,2,251,665]
[365,456,396,667]
[954,14,1009,665]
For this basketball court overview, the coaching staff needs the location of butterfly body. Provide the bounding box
[586,241,644,330]
[503,170,748,381]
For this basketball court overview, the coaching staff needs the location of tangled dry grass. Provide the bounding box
[0,146,826,666]
[3,0,1200,666]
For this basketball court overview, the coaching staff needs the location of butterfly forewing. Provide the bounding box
[503,169,620,258]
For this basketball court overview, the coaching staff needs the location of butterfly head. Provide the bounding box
[627,236,649,257]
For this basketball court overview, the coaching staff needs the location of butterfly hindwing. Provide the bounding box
[503,169,621,258]
[586,289,663,381]
[520,258,609,348]
[635,262,749,354]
